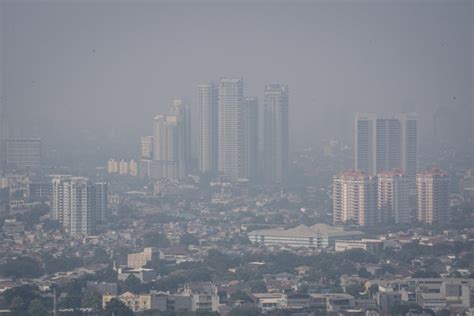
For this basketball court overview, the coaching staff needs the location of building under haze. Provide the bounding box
[153,114,185,181]
[263,84,289,184]
[198,82,218,175]
[51,176,107,237]
[333,170,377,227]
[218,78,247,181]
[416,168,449,224]
[377,170,410,224]
[355,113,417,182]
[243,96,259,182]
[3,138,41,170]
[169,98,192,174]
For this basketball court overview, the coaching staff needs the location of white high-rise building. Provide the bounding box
[153,114,185,181]
[377,170,410,224]
[129,159,138,177]
[416,168,449,224]
[140,136,154,159]
[355,113,418,182]
[119,159,129,175]
[218,78,247,181]
[107,159,119,173]
[333,170,377,226]
[51,176,105,237]
[198,82,218,174]
[244,97,259,182]
[263,84,289,184]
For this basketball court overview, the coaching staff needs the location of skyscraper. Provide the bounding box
[263,84,289,184]
[355,113,418,182]
[169,98,192,173]
[139,136,154,179]
[153,114,185,181]
[377,170,410,224]
[416,168,449,224]
[4,138,41,169]
[218,78,247,181]
[244,97,259,182]
[333,170,377,226]
[51,176,104,237]
[198,82,218,174]
[93,182,108,224]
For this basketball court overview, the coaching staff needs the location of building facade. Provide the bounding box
[4,138,41,169]
[416,168,449,224]
[333,170,377,226]
[355,113,417,182]
[153,114,186,181]
[198,82,218,175]
[51,175,107,237]
[377,170,410,223]
[218,78,247,181]
[263,84,289,184]
[244,96,259,182]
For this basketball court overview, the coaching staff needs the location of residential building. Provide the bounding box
[377,170,410,223]
[3,138,41,169]
[244,96,259,182]
[107,158,118,173]
[169,98,192,174]
[119,159,129,175]
[127,247,160,269]
[129,159,138,177]
[51,176,105,237]
[141,136,154,159]
[333,170,378,226]
[218,77,247,181]
[355,113,417,182]
[153,114,185,181]
[416,168,449,224]
[263,84,289,184]
[198,82,218,174]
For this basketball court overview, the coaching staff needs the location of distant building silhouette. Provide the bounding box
[218,78,247,181]
[198,82,218,175]
[355,113,417,183]
[263,84,289,184]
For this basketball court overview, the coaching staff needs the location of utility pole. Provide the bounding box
[53,286,57,316]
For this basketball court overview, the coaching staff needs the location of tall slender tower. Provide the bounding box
[244,97,259,182]
[416,168,449,224]
[333,170,378,226]
[0,2,6,169]
[198,82,218,174]
[377,170,410,224]
[218,78,246,181]
[263,84,289,184]
[169,98,191,174]
[153,114,185,181]
[355,113,418,182]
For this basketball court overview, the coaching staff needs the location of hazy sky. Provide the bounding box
[1,0,472,156]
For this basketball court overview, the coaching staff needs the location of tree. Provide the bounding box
[103,298,133,316]
[120,274,143,294]
[179,233,199,246]
[229,307,262,316]
[81,288,102,309]
[143,232,171,248]
[9,296,26,311]
[28,298,49,316]
[0,256,44,278]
